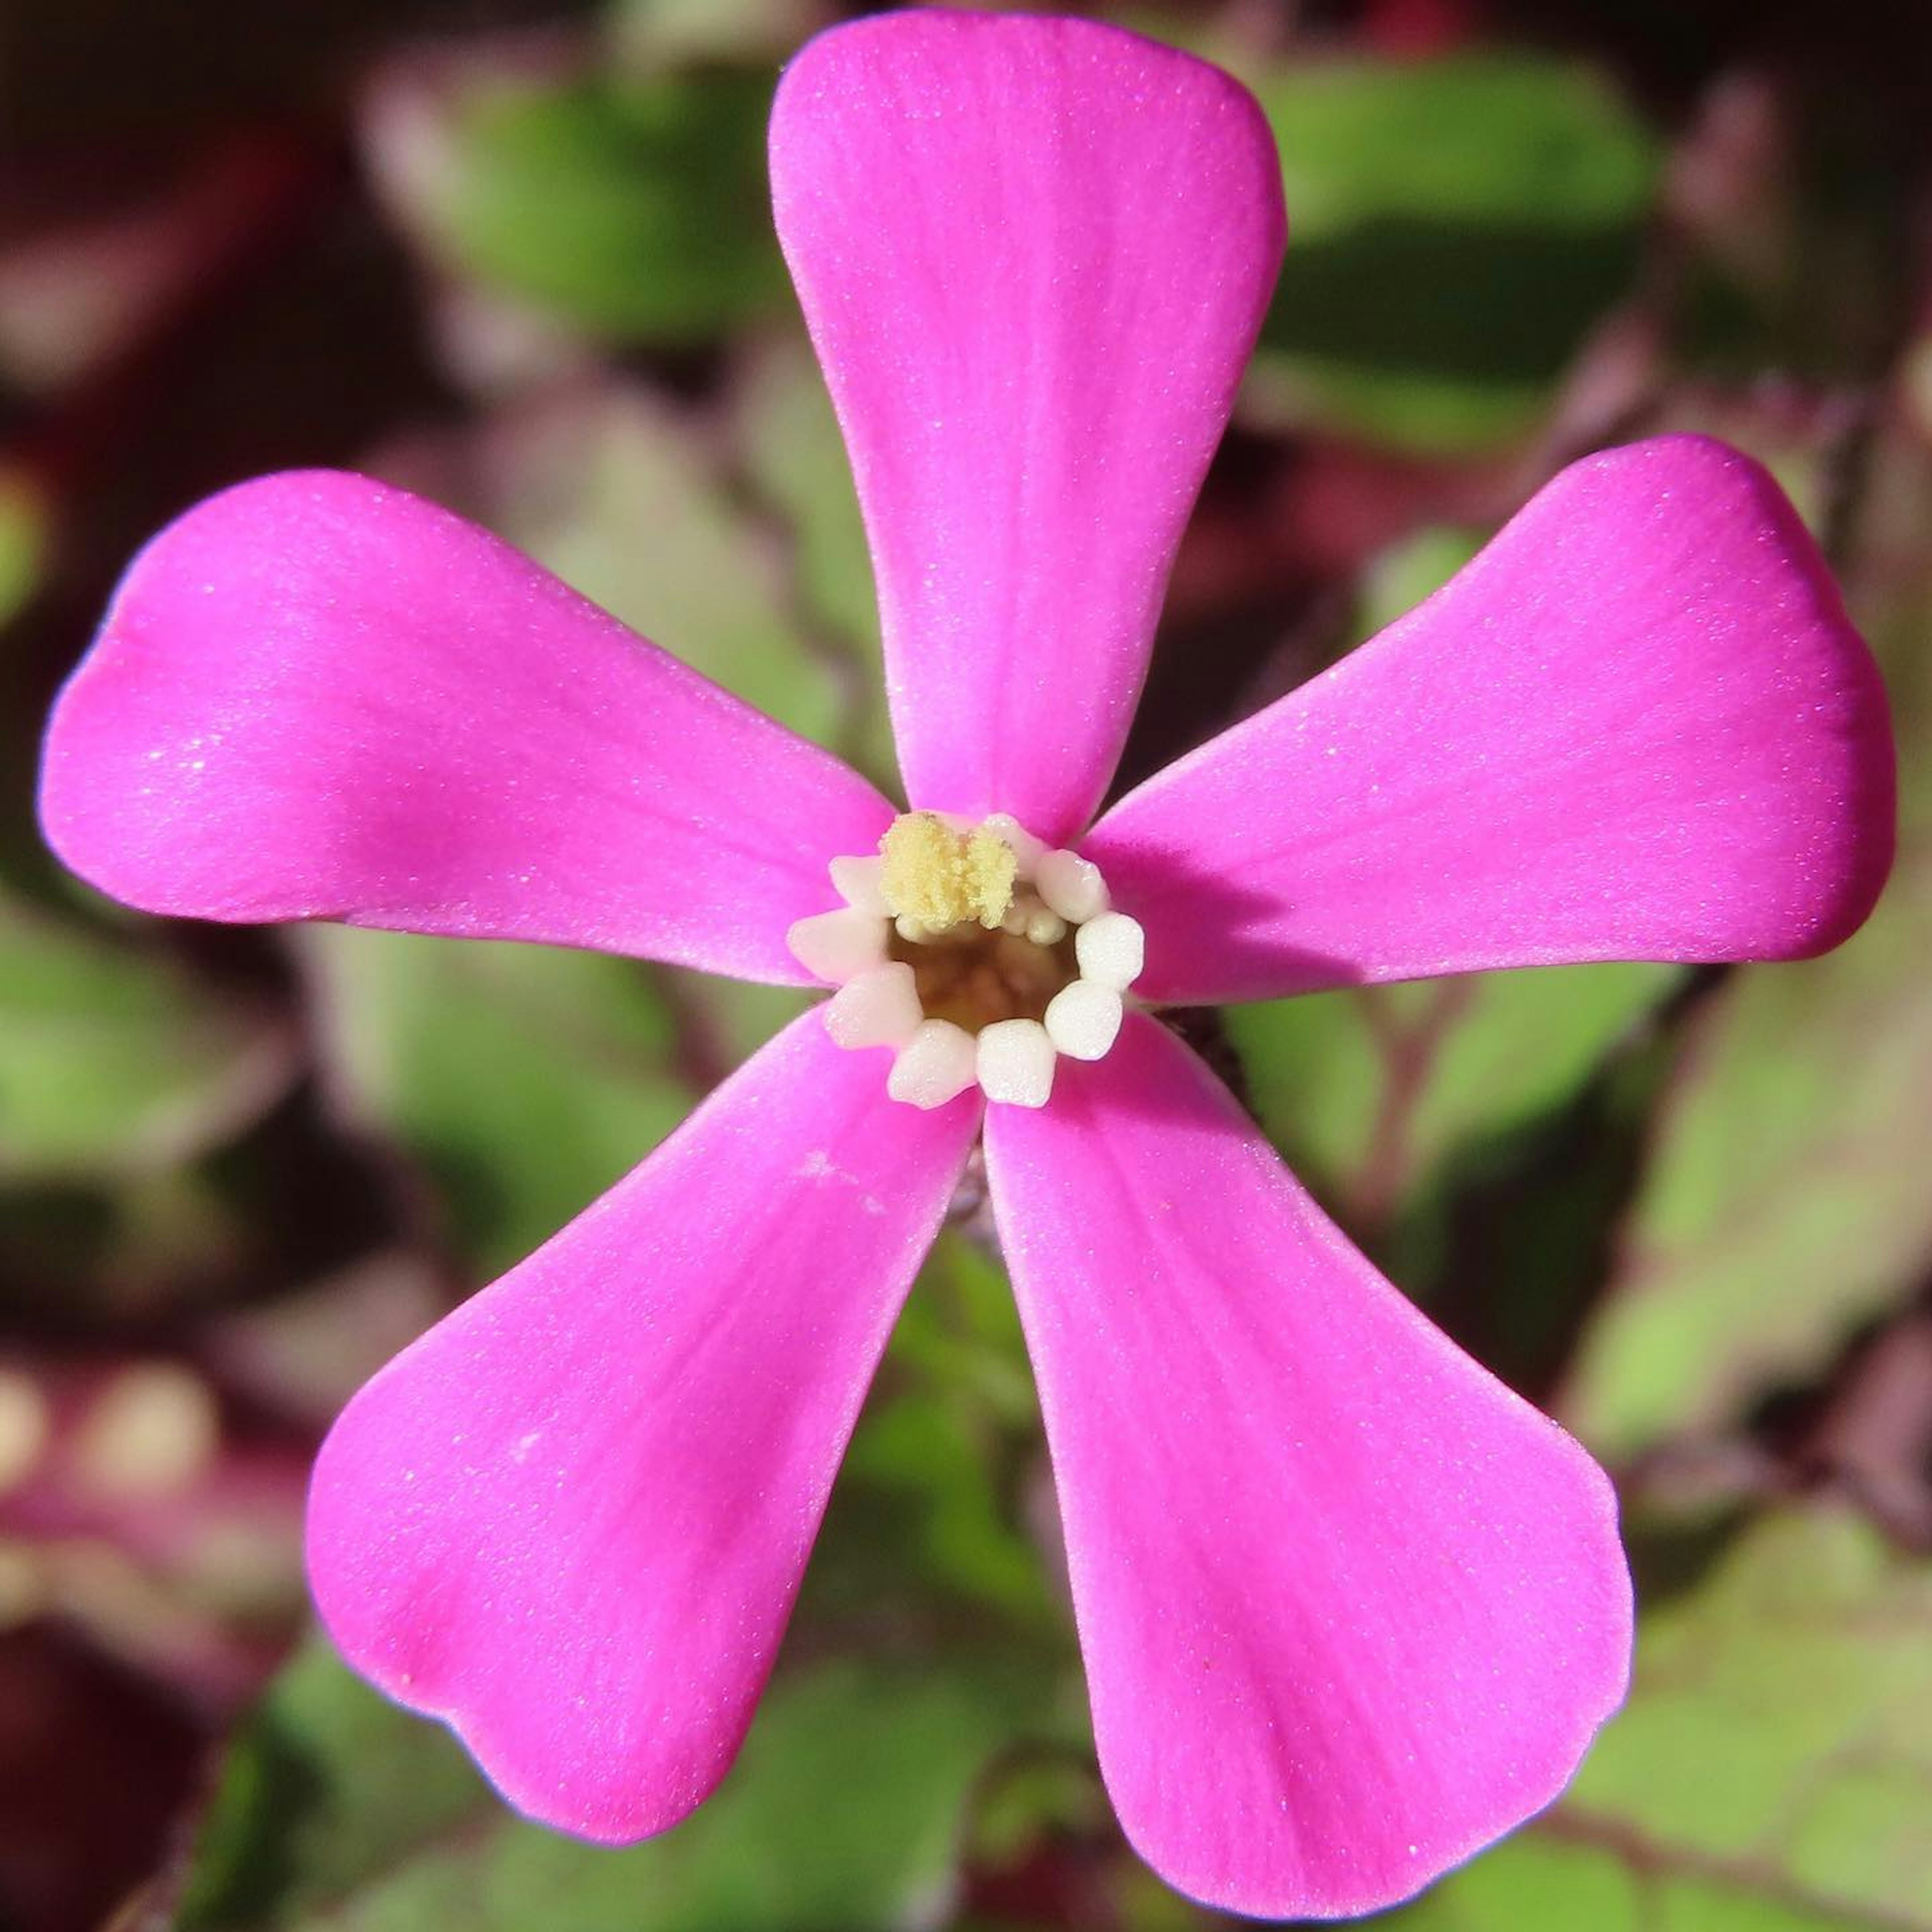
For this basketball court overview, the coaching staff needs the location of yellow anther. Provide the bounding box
[962,825,1018,927]
[879,812,1017,931]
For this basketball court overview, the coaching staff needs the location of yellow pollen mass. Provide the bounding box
[879,812,1018,930]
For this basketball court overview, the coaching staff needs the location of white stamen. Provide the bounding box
[1035,849,1108,923]
[829,854,889,915]
[824,963,923,1050]
[981,812,1046,872]
[786,907,887,984]
[977,1018,1057,1108]
[808,813,1140,1106]
[1074,911,1145,992]
[1043,980,1123,1061]
[888,1019,979,1109]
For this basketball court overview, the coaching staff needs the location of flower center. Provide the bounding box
[786,811,1144,1111]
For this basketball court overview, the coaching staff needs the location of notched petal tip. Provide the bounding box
[307,1014,980,1845]
[39,467,896,983]
[988,1016,1636,1919]
[38,470,349,911]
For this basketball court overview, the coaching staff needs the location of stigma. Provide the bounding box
[786,811,1145,1111]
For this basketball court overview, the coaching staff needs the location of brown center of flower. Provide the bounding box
[888,919,1079,1034]
[784,809,1145,1111]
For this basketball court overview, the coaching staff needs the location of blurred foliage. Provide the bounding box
[1,0,1928,1929]
[370,61,788,345]
[0,470,48,630]
[496,383,846,738]
[1561,870,1932,1458]
[178,1639,1037,1931]
[1234,53,1661,451]
[297,927,693,1274]
[1385,1509,1932,1929]
[1230,961,1680,1247]
[0,896,293,1186]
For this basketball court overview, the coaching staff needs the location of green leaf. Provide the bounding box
[837,1391,1050,1621]
[0,464,48,628]
[1382,1510,1932,1930]
[731,337,899,792]
[177,1639,484,1929]
[1575,1509,1932,1925]
[607,0,822,69]
[487,380,849,753]
[1239,55,1660,452]
[825,1233,1053,1626]
[488,1660,1021,1931]
[1378,1832,1642,1930]
[671,971,814,1076]
[1354,524,1485,641]
[732,340,879,664]
[1227,961,1678,1228]
[376,63,786,345]
[888,1231,1038,1434]
[298,928,694,1275]
[1559,872,1932,1459]
[182,1638,1031,1931]
[0,898,294,1183]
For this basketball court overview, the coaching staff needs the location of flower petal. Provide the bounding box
[307,1010,979,1841]
[771,12,1284,843]
[1085,437,1895,1004]
[984,1013,1631,1918]
[40,471,896,984]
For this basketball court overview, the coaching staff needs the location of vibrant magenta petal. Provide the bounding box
[1086,437,1895,1005]
[985,1013,1631,1918]
[308,1010,979,1841]
[771,13,1284,843]
[40,471,896,984]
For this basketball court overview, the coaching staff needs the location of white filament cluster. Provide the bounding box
[786,813,1145,1111]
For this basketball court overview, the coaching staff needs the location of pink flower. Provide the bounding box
[37,11,1892,1920]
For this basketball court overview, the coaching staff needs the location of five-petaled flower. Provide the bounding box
[36,10,1893,1920]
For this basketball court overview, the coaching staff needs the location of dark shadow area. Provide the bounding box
[1265,220,1646,386]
